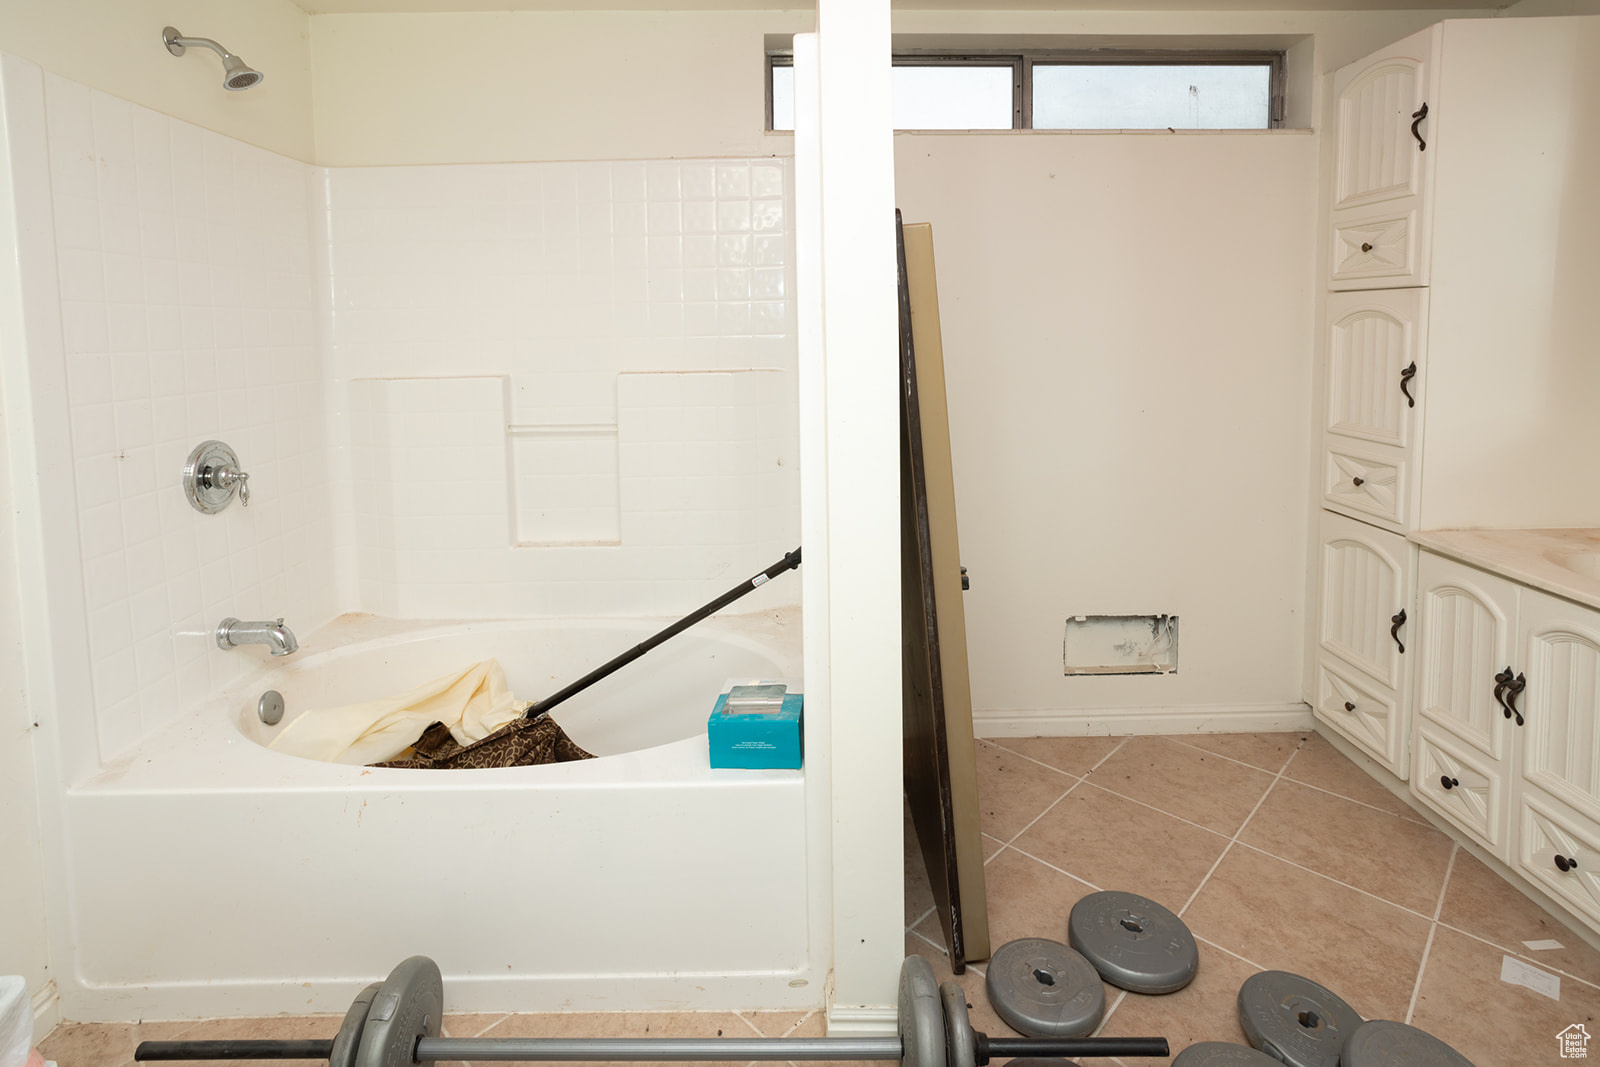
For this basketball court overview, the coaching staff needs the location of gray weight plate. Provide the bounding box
[898,955,946,1067]
[356,956,443,1067]
[985,938,1105,1038]
[1341,1020,1475,1067]
[1236,971,1362,1067]
[940,981,977,1067]
[1171,1041,1283,1066]
[1067,891,1199,994]
[329,982,381,1067]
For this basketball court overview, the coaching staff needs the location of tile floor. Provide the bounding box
[38,731,1600,1067]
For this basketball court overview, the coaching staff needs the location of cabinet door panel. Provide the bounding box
[1416,553,1517,761]
[1518,788,1600,926]
[1519,590,1600,822]
[1317,655,1405,776]
[1319,511,1411,688]
[1413,726,1506,859]
[1325,289,1427,448]
[1334,58,1428,211]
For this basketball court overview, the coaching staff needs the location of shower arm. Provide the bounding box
[163,30,235,61]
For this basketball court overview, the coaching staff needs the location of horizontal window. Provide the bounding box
[767,50,1285,132]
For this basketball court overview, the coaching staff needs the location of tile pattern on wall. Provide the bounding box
[325,158,799,617]
[38,72,337,762]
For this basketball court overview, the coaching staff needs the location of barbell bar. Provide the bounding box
[135,955,1170,1065]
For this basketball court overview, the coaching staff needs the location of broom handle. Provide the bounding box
[525,547,802,719]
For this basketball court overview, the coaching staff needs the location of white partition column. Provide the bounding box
[812,0,903,1034]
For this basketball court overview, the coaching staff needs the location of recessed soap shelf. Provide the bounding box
[183,440,251,514]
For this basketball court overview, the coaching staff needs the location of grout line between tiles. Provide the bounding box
[1435,920,1600,995]
[1177,739,1303,918]
[987,733,1132,780]
[1164,732,1305,777]
[731,1009,767,1038]
[1226,839,1441,923]
[1273,766,1435,828]
[1002,842,1105,894]
[907,903,936,933]
[1194,933,1271,974]
[1092,987,1130,1039]
[1405,844,1457,1025]
[1405,924,1439,1026]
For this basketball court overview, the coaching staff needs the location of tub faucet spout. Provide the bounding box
[216,617,298,656]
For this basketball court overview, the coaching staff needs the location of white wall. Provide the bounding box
[0,0,313,162]
[895,132,1318,728]
[311,10,807,166]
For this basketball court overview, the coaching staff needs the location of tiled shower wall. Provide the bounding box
[10,56,799,765]
[326,159,800,618]
[25,62,337,763]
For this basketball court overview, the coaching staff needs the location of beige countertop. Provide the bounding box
[1409,528,1600,613]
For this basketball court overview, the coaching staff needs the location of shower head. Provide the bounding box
[162,26,264,91]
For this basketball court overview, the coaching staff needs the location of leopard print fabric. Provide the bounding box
[372,711,594,770]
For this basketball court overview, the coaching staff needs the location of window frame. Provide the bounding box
[765,48,1287,132]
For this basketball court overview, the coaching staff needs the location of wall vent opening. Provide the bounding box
[1063,614,1179,675]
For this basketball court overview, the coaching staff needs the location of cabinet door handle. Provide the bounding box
[1494,667,1514,719]
[1411,102,1429,151]
[1360,241,1374,253]
[1400,362,1417,408]
[1390,609,1407,654]
[1344,701,1356,712]
[1506,671,1526,727]
[1440,775,1459,790]
[1556,853,1578,873]
[1352,476,1365,487]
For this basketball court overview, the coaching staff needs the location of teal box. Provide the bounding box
[708,686,804,769]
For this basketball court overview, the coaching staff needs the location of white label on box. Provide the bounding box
[1523,939,1565,951]
[1501,955,1561,1001]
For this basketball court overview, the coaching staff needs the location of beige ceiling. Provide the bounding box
[288,0,1509,12]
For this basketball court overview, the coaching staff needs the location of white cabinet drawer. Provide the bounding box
[1330,208,1424,290]
[1324,443,1410,529]
[1517,787,1600,928]
[1412,726,1506,859]
[1316,654,1405,777]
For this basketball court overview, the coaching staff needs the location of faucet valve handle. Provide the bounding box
[184,441,252,513]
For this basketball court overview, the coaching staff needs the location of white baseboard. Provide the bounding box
[824,1004,898,1036]
[973,702,1315,738]
[31,979,60,1041]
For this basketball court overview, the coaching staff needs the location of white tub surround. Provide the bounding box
[67,613,810,1018]
[0,48,818,1024]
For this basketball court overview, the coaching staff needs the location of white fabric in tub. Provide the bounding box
[268,659,524,764]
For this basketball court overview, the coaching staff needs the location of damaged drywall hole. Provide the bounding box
[1063,614,1179,675]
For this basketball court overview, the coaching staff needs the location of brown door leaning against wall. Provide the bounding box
[897,212,990,969]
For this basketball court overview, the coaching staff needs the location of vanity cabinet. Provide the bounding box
[1314,510,1414,777]
[1313,16,1600,772]
[1411,550,1600,926]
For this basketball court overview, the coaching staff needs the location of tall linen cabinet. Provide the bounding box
[1311,18,1600,777]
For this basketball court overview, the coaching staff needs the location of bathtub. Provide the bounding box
[62,611,816,1019]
